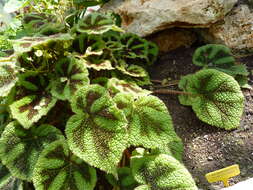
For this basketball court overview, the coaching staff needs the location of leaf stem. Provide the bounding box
[153,89,193,96]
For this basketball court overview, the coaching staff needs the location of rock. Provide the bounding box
[101,0,237,36]
[146,28,197,53]
[199,4,253,56]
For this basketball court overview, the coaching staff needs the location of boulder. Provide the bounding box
[200,4,253,56]
[101,0,237,36]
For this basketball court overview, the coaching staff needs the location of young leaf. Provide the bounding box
[50,56,89,100]
[192,44,235,67]
[33,140,97,190]
[179,69,244,130]
[66,84,128,175]
[106,167,139,190]
[0,122,64,180]
[77,12,122,34]
[113,93,183,158]
[106,78,151,97]
[0,57,18,97]
[130,150,198,190]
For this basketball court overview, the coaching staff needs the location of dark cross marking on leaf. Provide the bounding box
[0,65,16,88]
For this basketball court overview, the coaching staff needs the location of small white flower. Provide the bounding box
[35,50,43,57]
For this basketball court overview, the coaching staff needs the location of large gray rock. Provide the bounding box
[101,0,237,36]
[200,4,253,56]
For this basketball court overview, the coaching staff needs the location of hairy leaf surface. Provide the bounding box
[50,56,89,100]
[131,151,198,190]
[179,69,244,130]
[33,140,97,190]
[113,93,183,158]
[0,122,64,180]
[0,57,18,97]
[66,84,128,175]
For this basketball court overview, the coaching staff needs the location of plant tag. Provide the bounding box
[205,165,240,187]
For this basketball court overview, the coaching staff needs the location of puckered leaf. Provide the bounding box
[0,57,18,97]
[50,56,89,100]
[10,73,57,129]
[106,167,139,190]
[120,34,158,66]
[66,84,128,175]
[113,93,183,160]
[76,12,122,34]
[33,140,97,190]
[0,163,34,190]
[130,150,198,190]
[179,69,244,130]
[0,122,64,180]
[106,78,151,97]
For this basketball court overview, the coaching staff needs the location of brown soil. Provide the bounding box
[150,47,253,190]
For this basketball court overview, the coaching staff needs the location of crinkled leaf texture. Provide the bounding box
[179,69,244,130]
[0,163,33,190]
[66,84,128,175]
[113,93,183,160]
[10,72,57,129]
[106,78,151,97]
[50,56,89,100]
[130,150,198,190]
[33,140,97,190]
[0,122,64,180]
[77,12,121,34]
[0,57,18,97]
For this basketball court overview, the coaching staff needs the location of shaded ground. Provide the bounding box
[150,47,253,190]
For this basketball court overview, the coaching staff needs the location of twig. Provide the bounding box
[153,89,193,96]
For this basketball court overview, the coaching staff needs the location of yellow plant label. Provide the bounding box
[205,164,240,187]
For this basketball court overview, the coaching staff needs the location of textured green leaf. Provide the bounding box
[77,12,122,34]
[50,56,89,100]
[106,78,151,97]
[0,122,64,180]
[179,69,244,130]
[10,72,57,129]
[0,57,18,97]
[66,84,128,175]
[106,167,138,190]
[134,185,149,190]
[193,44,235,67]
[120,34,158,66]
[33,140,97,190]
[130,150,198,190]
[113,93,183,159]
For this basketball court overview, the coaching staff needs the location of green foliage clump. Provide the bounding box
[178,69,244,130]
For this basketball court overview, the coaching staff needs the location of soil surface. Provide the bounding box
[150,47,253,190]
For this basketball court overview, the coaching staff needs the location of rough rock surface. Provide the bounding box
[101,0,237,36]
[147,28,197,54]
[200,4,253,56]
